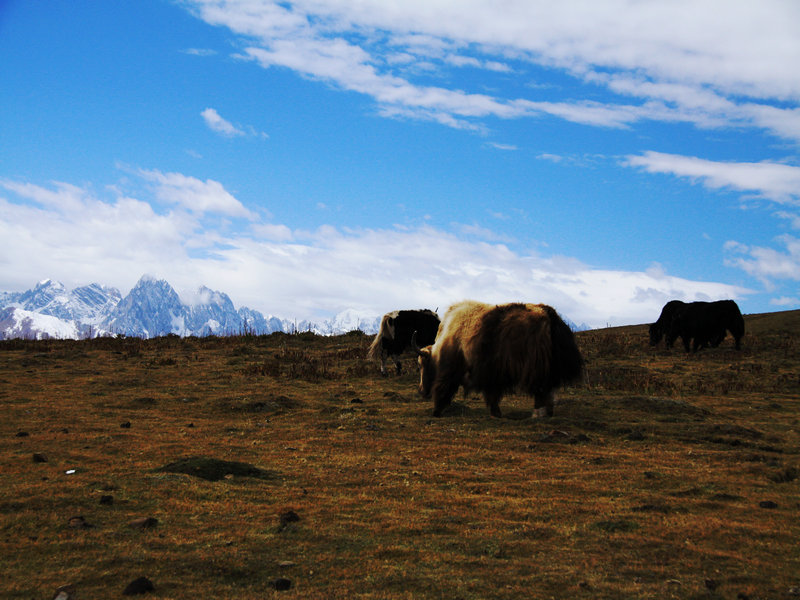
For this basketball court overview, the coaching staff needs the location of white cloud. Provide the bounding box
[201,107,268,138]
[624,152,800,205]
[770,296,799,307]
[0,180,192,293]
[487,142,517,151]
[138,168,255,219]
[185,0,800,140]
[183,48,218,57]
[0,175,749,328]
[201,107,246,137]
[624,152,800,288]
[776,211,800,230]
[724,235,800,286]
[452,222,514,243]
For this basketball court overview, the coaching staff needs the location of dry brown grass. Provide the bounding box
[1,313,799,599]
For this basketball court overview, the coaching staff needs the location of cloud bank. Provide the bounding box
[0,173,747,328]
[185,0,800,140]
[625,151,800,205]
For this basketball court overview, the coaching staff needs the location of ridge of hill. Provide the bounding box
[587,308,800,337]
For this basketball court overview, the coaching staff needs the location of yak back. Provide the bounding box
[670,299,744,345]
[368,309,440,359]
[468,303,583,396]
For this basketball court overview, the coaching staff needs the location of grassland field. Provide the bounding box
[1,310,799,599]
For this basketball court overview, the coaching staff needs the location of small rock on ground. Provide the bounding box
[123,577,154,595]
[272,578,292,591]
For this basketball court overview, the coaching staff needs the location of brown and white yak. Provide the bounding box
[414,300,584,418]
[367,309,440,375]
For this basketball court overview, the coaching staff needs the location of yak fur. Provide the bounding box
[416,300,584,418]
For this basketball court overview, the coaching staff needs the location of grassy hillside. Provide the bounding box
[1,311,798,599]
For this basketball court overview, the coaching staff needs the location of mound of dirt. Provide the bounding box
[155,457,276,482]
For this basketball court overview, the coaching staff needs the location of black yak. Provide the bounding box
[414,300,584,418]
[666,300,745,352]
[367,309,440,375]
[649,300,687,346]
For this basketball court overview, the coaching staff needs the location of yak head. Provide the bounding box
[648,322,663,346]
[411,331,436,398]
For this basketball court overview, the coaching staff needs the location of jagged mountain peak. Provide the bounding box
[5,278,120,325]
[132,274,175,292]
[34,278,65,290]
[1,275,383,340]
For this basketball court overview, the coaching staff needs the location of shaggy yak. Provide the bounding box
[650,299,744,352]
[414,300,584,418]
[367,309,440,375]
[666,300,745,352]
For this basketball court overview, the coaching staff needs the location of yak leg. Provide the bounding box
[394,357,402,375]
[432,364,465,417]
[431,348,466,417]
[692,337,706,352]
[432,374,460,417]
[484,391,503,418]
[534,390,555,418]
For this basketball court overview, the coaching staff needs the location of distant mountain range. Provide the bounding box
[0,275,381,340]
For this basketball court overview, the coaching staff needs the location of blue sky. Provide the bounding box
[2,0,799,328]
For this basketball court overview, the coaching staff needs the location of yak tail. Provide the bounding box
[367,331,383,360]
[366,313,392,360]
[543,305,584,388]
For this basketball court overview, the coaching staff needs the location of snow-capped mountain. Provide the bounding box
[297,309,381,336]
[103,275,186,338]
[238,306,286,336]
[0,275,380,340]
[3,279,122,324]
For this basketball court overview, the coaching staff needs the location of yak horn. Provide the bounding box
[410,331,425,356]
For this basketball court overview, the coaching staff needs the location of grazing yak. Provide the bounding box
[367,309,440,375]
[649,300,687,346]
[414,300,584,418]
[650,299,744,352]
[667,300,744,352]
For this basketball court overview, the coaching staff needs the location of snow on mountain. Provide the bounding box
[3,279,122,323]
[0,275,392,340]
[238,307,286,335]
[184,286,244,336]
[103,276,187,338]
[70,283,123,323]
[307,309,380,335]
[0,306,80,340]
